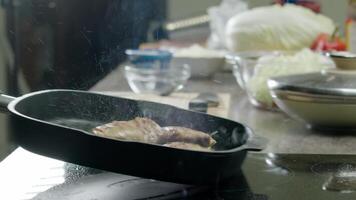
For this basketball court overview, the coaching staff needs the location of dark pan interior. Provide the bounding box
[13,90,249,151]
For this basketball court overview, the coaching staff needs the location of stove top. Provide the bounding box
[1,148,356,200]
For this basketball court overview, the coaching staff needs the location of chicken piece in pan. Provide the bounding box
[159,126,216,148]
[92,117,216,150]
[92,117,164,143]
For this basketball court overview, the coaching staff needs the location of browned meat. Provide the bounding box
[92,117,164,143]
[159,126,216,148]
[92,117,216,150]
[163,142,211,151]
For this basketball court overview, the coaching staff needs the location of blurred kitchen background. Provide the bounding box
[0,0,352,159]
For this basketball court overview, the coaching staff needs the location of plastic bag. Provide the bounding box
[207,0,248,49]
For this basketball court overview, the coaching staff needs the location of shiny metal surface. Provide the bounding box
[327,52,356,70]
[268,72,356,129]
[268,72,356,97]
[271,90,356,104]
[188,92,220,113]
[165,15,210,31]
[271,94,356,129]
[0,93,15,113]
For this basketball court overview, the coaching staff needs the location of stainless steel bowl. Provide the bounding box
[327,51,356,70]
[268,71,356,130]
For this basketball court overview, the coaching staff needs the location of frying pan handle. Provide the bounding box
[0,91,15,113]
[243,135,268,151]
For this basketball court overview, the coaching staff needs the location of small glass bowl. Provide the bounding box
[124,64,191,96]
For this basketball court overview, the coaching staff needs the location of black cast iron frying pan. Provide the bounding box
[0,90,265,185]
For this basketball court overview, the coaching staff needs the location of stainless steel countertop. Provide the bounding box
[92,67,356,154]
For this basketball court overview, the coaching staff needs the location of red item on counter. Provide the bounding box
[275,0,321,13]
[310,33,347,51]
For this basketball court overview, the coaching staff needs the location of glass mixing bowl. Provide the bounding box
[226,51,335,110]
[124,64,191,96]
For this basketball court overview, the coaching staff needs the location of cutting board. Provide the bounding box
[100,92,231,118]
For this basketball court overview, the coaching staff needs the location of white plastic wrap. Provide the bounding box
[207,0,248,49]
